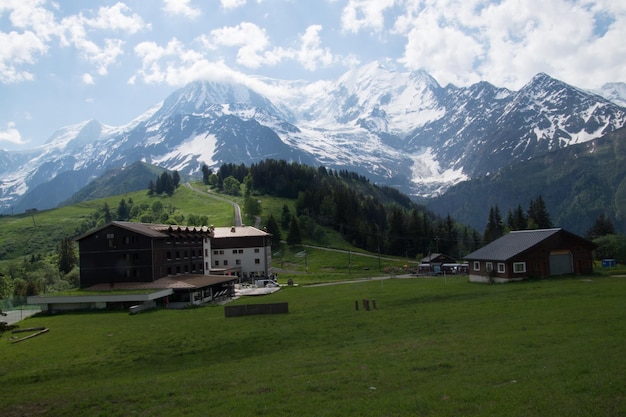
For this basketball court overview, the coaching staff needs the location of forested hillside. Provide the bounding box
[213,160,482,259]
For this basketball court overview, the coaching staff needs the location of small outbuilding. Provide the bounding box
[417,253,457,275]
[465,228,595,283]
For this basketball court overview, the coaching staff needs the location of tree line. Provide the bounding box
[482,196,553,243]
[205,160,482,260]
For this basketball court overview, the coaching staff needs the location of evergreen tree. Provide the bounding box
[441,214,459,257]
[147,180,155,196]
[160,172,175,195]
[280,204,292,229]
[527,196,552,229]
[57,237,77,275]
[286,217,302,246]
[265,214,281,246]
[155,175,163,194]
[202,164,212,184]
[483,205,504,243]
[172,170,181,189]
[102,202,113,224]
[116,198,130,221]
[507,204,527,230]
[387,207,406,256]
[586,213,615,239]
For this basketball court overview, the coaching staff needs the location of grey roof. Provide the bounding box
[465,228,563,261]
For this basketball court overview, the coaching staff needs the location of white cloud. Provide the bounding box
[221,0,247,10]
[82,73,95,84]
[89,2,149,33]
[209,22,270,68]
[341,0,397,33]
[163,0,201,18]
[0,122,26,145]
[0,30,46,83]
[295,25,334,71]
[392,0,626,89]
[0,1,148,84]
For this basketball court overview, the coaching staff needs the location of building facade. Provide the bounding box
[465,228,595,283]
[210,225,273,280]
[76,221,213,288]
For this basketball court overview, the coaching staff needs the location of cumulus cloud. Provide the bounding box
[163,0,201,18]
[208,22,271,68]
[221,0,247,10]
[341,0,397,33]
[391,0,626,89]
[0,122,25,145]
[82,73,95,84]
[0,1,148,84]
[295,25,334,71]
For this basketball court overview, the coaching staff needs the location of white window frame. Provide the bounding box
[473,261,480,271]
[513,262,526,273]
[497,263,505,273]
[486,262,493,272]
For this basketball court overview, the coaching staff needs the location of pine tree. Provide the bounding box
[507,204,527,230]
[286,217,302,246]
[527,196,552,229]
[116,198,130,221]
[280,204,292,229]
[57,237,77,275]
[483,205,504,243]
[586,213,615,239]
[172,170,181,189]
[265,214,281,246]
[102,202,113,224]
[202,164,212,184]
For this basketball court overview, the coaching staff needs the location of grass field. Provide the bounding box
[1,274,625,416]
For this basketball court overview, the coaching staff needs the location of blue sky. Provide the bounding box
[1,0,624,150]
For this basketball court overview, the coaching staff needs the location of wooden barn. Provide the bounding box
[465,228,595,283]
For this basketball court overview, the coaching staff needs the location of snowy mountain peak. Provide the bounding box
[1,62,625,213]
[43,119,106,151]
[594,82,626,107]
[155,79,285,121]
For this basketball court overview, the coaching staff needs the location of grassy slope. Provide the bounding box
[0,185,236,263]
[0,182,413,284]
[1,275,625,417]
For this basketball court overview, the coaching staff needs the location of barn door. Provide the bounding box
[549,250,573,275]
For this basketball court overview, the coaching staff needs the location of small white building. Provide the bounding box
[209,225,273,281]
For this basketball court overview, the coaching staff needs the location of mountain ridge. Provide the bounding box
[1,61,625,216]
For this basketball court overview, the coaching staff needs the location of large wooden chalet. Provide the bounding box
[465,228,595,283]
[29,221,272,312]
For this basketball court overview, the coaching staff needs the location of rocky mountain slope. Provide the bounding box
[426,126,626,236]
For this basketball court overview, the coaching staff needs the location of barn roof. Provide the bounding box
[465,228,570,261]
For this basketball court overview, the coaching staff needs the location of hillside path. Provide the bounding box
[184,183,242,226]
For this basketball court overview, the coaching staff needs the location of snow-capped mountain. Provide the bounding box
[1,62,625,213]
[593,82,626,107]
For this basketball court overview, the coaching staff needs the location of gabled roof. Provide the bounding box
[420,253,455,263]
[465,228,590,262]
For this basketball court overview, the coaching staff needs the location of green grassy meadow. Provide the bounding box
[2,275,625,416]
